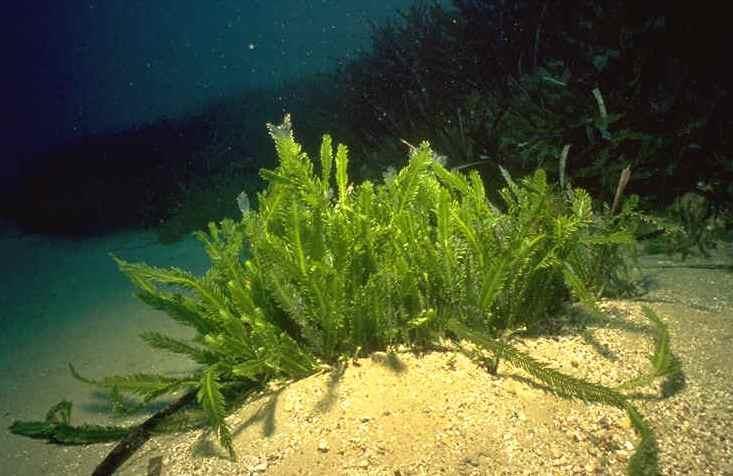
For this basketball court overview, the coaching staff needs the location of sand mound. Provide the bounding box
[119,306,657,476]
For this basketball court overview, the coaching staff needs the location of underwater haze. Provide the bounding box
[2,0,418,182]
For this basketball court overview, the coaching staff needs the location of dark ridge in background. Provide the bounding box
[2,0,731,239]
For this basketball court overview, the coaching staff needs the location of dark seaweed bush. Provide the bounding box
[641,192,729,260]
[336,1,732,210]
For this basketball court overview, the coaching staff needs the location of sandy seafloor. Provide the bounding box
[0,222,208,475]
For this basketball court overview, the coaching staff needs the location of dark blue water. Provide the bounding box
[2,0,420,182]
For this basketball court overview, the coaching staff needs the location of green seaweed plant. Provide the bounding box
[8,400,129,445]
[659,192,723,260]
[10,115,677,475]
[639,190,731,261]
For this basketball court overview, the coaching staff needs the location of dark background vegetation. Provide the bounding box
[2,0,731,241]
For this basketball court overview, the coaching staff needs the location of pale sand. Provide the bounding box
[0,224,207,476]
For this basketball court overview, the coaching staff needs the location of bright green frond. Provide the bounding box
[197,367,234,458]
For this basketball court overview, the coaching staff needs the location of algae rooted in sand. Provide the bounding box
[12,115,679,475]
